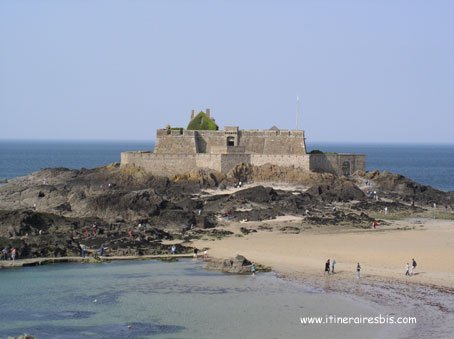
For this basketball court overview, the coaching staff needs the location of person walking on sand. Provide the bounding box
[356,263,361,279]
[411,258,417,275]
[11,247,16,261]
[324,259,330,275]
[331,259,336,274]
[405,263,410,276]
[2,247,7,260]
[80,244,87,258]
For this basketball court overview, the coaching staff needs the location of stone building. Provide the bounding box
[121,109,365,176]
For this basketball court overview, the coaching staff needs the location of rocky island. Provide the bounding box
[2,111,454,338]
[1,110,453,264]
[0,161,452,262]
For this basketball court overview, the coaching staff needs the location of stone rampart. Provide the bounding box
[121,152,197,176]
[154,130,197,154]
[220,154,251,173]
[251,154,310,170]
[309,154,365,176]
[121,125,364,177]
[153,128,307,155]
[195,154,223,172]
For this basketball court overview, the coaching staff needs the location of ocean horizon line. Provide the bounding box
[1,138,454,147]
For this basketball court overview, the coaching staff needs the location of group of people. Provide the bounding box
[405,258,417,276]
[1,247,17,261]
[324,259,337,275]
[79,244,107,258]
[366,190,379,200]
[325,258,418,279]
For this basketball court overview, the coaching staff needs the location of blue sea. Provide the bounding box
[1,140,453,191]
[0,259,401,338]
[0,140,448,338]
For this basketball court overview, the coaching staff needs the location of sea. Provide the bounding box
[1,140,453,191]
[0,140,452,338]
[0,260,406,339]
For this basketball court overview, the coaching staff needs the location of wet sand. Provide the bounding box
[193,217,454,338]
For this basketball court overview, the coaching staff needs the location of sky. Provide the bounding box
[1,0,453,143]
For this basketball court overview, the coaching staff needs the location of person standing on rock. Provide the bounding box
[171,245,176,255]
[356,263,361,279]
[251,262,256,275]
[324,259,330,275]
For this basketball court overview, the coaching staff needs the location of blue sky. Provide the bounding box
[1,1,453,143]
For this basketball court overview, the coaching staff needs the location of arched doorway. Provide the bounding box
[342,161,351,176]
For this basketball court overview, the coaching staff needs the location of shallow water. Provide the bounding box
[0,260,406,338]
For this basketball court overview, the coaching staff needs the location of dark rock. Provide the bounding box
[362,170,453,206]
[352,201,424,213]
[306,180,365,202]
[240,227,257,235]
[233,186,278,203]
[279,226,300,234]
[205,254,253,274]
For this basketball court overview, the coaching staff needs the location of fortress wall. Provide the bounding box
[154,130,197,154]
[195,131,226,153]
[309,154,366,175]
[195,154,223,172]
[239,131,306,155]
[339,154,366,174]
[220,154,251,173]
[121,152,197,176]
[309,154,340,174]
[153,129,307,155]
[251,154,310,169]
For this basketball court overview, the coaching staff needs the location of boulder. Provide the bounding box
[205,254,253,274]
[306,181,365,202]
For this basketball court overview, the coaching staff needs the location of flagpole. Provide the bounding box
[296,96,298,130]
[296,96,300,130]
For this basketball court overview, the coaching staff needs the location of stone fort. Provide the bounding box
[121,108,365,176]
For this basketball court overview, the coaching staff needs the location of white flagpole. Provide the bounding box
[296,96,299,130]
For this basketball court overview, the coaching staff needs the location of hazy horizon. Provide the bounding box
[1,1,453,143]
[2,138,454,146]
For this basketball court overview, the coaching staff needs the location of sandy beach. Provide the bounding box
[191,216,454,337]
[194,216,454,288]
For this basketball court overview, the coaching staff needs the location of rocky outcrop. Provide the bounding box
[360,170,454,206]
[204,254,253,274]
[306,180,365,202]
[0,164,452,259]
